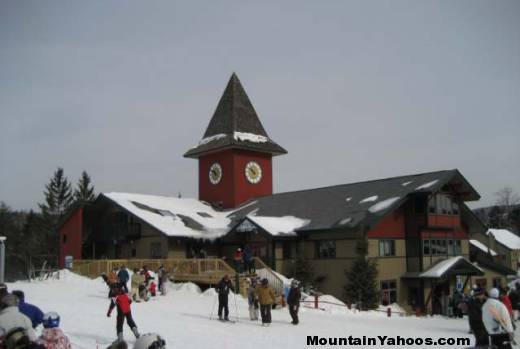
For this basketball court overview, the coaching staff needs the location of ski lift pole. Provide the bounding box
[0,237,6,284]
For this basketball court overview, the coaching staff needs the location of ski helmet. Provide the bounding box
[43,312,60,328]
[133,333,166,349]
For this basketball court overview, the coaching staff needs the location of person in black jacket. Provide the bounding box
[216,275,235,321]
[465,287,488,347]
[287,280,302,325]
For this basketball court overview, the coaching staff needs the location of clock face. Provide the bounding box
[209,163,222,185]
[245,161,262,184]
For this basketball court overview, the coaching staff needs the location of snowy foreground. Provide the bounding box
[5,271,518,349]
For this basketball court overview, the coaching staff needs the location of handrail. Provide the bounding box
[251,257,285,296]
[71,258,235,279]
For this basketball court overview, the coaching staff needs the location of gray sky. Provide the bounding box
[1,0,519,211]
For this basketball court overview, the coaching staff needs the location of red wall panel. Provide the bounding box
[59,208,83,268]
[428,215,461,228]
[368,208,406,238]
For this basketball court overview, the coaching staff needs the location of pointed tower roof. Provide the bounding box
[184,73,287,158]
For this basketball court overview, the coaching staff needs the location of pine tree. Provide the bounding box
[344,240,379,310]
[39,168,74,254]
[292,255,314,292]
[74,170,96,204]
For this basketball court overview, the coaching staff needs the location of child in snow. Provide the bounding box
[107,287,140,343]
[246,278,259,321]
[149,281,157,297]
[36,312,72,349]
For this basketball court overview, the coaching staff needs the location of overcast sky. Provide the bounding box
[1,0,519,211]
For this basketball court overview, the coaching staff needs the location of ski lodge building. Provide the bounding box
[59,74,515,314]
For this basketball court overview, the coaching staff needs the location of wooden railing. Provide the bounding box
[251,257,285,296]
[71,258,235,284]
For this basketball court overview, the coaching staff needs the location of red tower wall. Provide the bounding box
[198,149,273,208]
[59,207,83,268]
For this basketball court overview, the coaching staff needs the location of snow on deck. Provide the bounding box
[247,215,310,236]
[469,239,498,256]
[7,270,481,349]
[415,179,439,191]
[487,229,520,250]
[104,192,232,240]
[368,197,401,214]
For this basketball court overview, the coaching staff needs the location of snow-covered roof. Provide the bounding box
[470,239,498,256]
[410,256,484,279]
[487,229,520,250]
[103,192,233,240]
[246,215,310,236]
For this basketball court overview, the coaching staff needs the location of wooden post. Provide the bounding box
[387,307,391,317]
[314,294,319,309]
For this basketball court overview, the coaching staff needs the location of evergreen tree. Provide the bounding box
[344,240,379,310]
[74,170,96,204]
[38,167,73,254]
[292,255,314,292]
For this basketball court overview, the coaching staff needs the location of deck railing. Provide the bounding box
[251,257,285,296]
[71,258,235,283]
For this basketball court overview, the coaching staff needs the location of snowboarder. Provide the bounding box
[246,278,259,321]
[11,291,44,329]
[36,312,72,349]
[0,295,36,340]
[133,333,166,349]
[2,327,46,349]
[216,275,235,321]
[287,280,301,325]
[117,266,130,294]
[107,287,140,343]
[255,278,276,326]
[482,288,515,349]
[465,286,488,347]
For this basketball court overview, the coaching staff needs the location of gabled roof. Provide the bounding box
[184,73,287,158]
[487,229,520,250]
[402,256,484,279]
[470,239,498,256]
[229,169,480,233]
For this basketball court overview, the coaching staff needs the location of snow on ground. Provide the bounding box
[6,270,509,349]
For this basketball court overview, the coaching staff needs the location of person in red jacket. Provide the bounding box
[499,287,514,318]
[107,287,140,343]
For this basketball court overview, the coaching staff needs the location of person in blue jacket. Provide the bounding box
[11,290,44,329]
[117,266,130,293]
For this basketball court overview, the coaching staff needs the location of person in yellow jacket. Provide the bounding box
[255,278,276,326]
[130,269,145,302]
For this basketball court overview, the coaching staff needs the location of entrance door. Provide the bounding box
[432,281,450,315]
[250,242,269,261]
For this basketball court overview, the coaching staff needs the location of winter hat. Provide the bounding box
[43,312,60,328]
[1,294,18,307]
[489,288,500,299]
[291,280,299,288]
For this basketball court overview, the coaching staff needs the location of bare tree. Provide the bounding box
[494,186,520,230]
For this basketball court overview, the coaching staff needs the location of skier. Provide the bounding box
[157,265,168,295]
[215,275,235,321]
[107,287,140,343]
[36,312,72,349]
[482,288,515,349]
[287,280,301,325]
[255,278,276,326]
[0,295,36,340]
[11,291,44,329]
[117,266,130,294]
[2,327,46,349]
[246,278,259,321]
[130,268,143,302]
[107,268,120,298]
[133,333,166,349]
[465,287,488,347]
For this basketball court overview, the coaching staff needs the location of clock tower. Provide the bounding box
[184,73,287,209]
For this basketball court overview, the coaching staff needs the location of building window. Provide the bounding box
[379,240,395,257]
[282,242,292,259]
[428,194,459,216]
[381,280,397,305]
[62,234,67,244]
[131,248,137,258]
[150,242,162,259]
[423,239,430,255]
[423,239,462,256]
[315,240,336,259]
[493,277,502,288]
